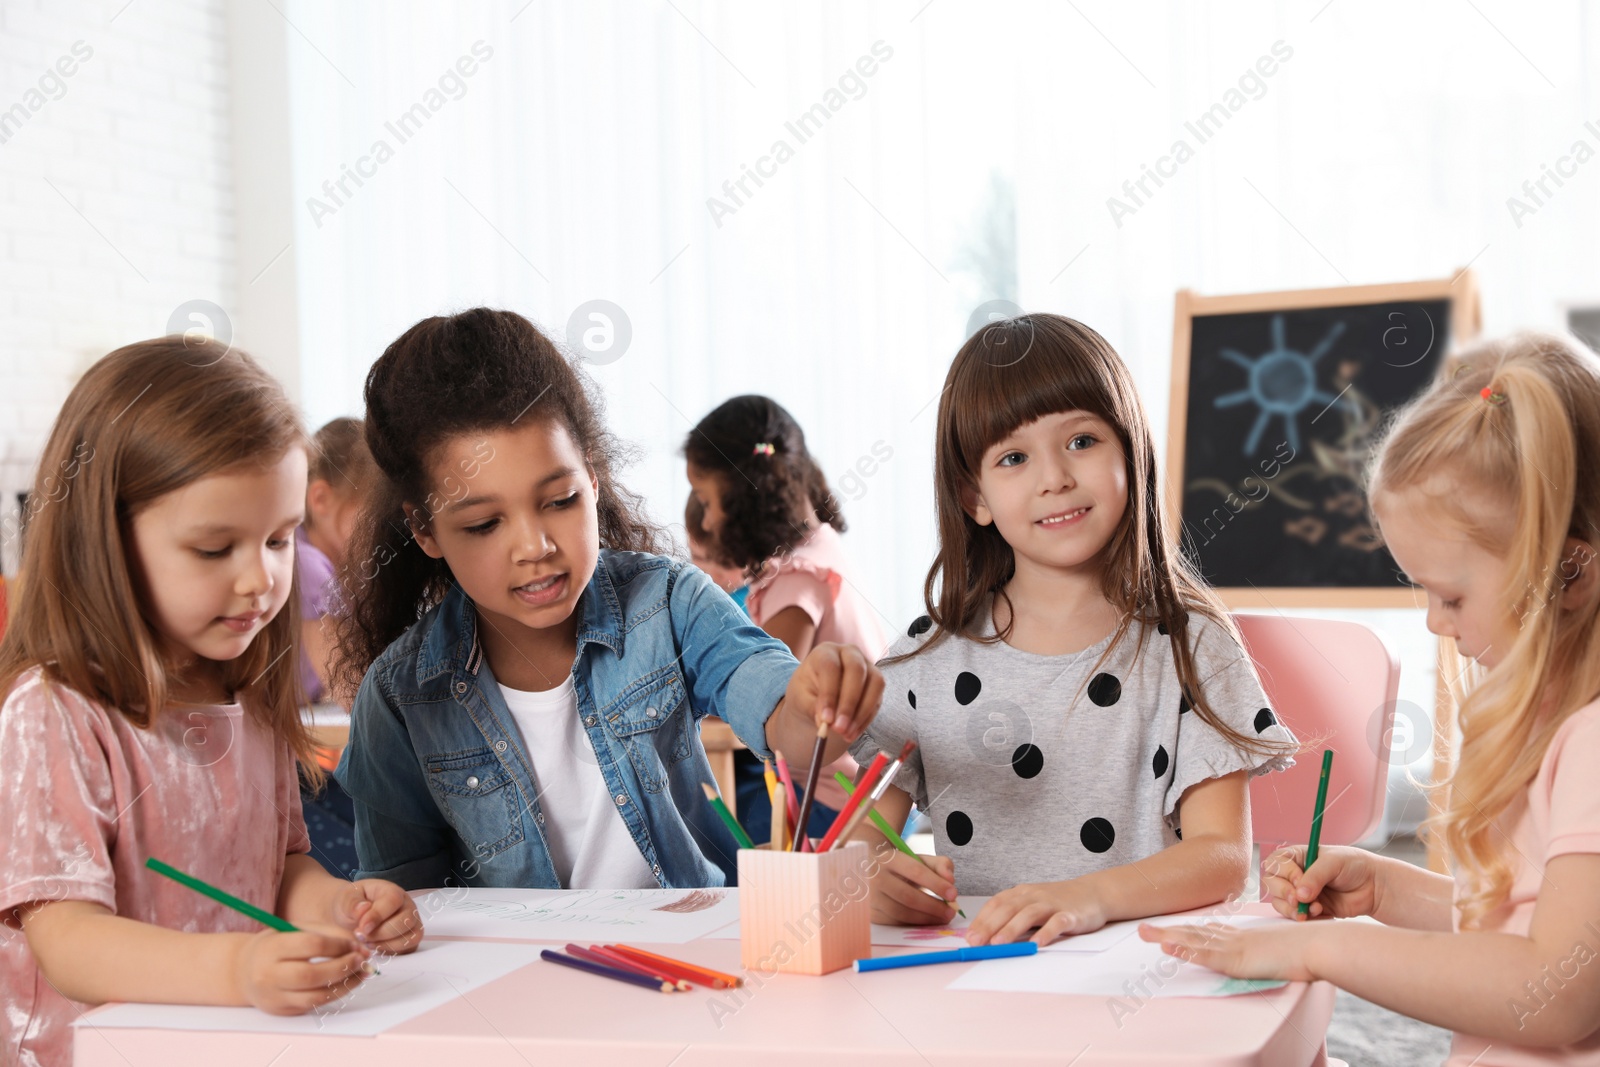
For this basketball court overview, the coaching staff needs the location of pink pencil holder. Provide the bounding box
[738,840,872,976]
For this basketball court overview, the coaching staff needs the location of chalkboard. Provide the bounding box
[1167,274,1481,607]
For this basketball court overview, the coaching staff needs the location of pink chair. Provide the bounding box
[1233,612,1402,893]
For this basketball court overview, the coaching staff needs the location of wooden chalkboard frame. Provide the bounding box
[1167,271,1481,609]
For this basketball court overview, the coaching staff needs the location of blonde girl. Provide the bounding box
[1144,334,1600,1063]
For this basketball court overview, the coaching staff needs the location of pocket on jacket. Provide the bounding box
[423,747,525,856]
[601,669,691,794]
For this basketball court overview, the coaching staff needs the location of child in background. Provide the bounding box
[297,418,377,879]
[299,416,376,704]
[685,492,748,611]
[685,395,888,844]
[334,309,882,891]
[1143,335,1600,1063]
[851,314,1297,944]
[0,339,421,1067]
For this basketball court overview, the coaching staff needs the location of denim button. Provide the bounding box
[652,864,661,875]
[536,812,546,826]
[645,707,657,718]
[586,716,598,727]
[615,794,628,806]
[494,740,507,753]
[454,682,467,694]
[465,775,479,788]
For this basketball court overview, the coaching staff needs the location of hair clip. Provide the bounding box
[1480,385,1507,406]
[752,442,776,456]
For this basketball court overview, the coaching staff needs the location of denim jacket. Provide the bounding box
[335,550,797,890]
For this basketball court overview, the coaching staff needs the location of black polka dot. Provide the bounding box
[1174,825,1183,840]
[1011,743,1044,779]
[1087,673,1121,707]
[908,615,932,638]
[1080,818,1115,853]
[954,671,982,706]
[1254,708,1277,733]
[1157,621,1169,636]
[907,689,917,709]
[1179,690,1193,715]
[1152,745,1169,778]
[946,810,973,846]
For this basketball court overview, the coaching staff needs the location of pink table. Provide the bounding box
[75,905,1336,1066]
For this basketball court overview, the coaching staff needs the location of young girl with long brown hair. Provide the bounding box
[0,339,421,1067]
[1144,334,1600,1062]
[851,313,1297,944]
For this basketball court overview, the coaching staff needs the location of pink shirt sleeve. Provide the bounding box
[757,570,834,629]
[0,678,120,921]
[1545,709,1600,862]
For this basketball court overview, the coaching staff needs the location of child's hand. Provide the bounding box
[1137,920,1322,983]
[332,879,424,954]
[232,927,371,1014]
[966,880,1107,946]
[868,846,958,926]
[782,642,884,742]
[1262,845,1380,921]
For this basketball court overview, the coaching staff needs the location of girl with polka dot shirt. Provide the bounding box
[849,314,1298,946]
[1144,336,1600,1064]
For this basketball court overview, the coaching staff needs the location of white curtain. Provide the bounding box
[284,0,1600,825]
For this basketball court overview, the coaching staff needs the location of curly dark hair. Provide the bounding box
[683,394,843,579]
[332,308,662,697]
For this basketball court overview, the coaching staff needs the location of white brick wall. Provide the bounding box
[0,0,236,572]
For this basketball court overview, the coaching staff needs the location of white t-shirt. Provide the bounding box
[498,676,656,890]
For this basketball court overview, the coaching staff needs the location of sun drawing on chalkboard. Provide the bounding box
[1214,314,1348,456]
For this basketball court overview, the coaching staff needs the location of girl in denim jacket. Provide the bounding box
[333,308,882,891]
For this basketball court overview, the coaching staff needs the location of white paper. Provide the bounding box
[862,897,1108,952]
[411,885,741,944]
[77,940,543,1036]
[947,914,1291,997]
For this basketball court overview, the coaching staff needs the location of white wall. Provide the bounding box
[0,0,237,571]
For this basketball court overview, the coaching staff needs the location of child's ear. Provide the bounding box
[306,478,334,519]
[404,503,445,560]
[961,482,994,527]
[1560,537,1600,615]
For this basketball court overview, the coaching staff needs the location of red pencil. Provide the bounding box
[568,944,689,991]
[815,752,889,852]
[608,944,743,988]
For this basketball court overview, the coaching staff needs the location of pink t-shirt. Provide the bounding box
[1446,701,1600,1066]
[0,667,310,1067]
[748,524,888,811]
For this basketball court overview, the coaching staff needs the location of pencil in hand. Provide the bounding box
[1298,749,1335,917]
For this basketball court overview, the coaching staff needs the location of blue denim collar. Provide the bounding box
[413,561,628,688]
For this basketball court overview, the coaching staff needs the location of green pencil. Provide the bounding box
[145,856,378,973]
[1299,749,1335,917]
[146,856,297,931]
[701,782,756,850]
[835,771,965,919]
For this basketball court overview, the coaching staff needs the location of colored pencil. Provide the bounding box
[567,943,690,990]
[853,941,1036,972]
[764,761,788,850]
[541,948,676,992]
[815,752,889,853]
[609,944,743,988]
[1299,749,1335,916]
[828,740,916,848]
[771,751,800,825]
[789,720,831,851]
[700,781,756,850]
[147,856,379,975]
[147,857,297,932]
[834,770,965,919]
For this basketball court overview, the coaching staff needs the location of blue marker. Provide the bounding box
[853,941,1038,972]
